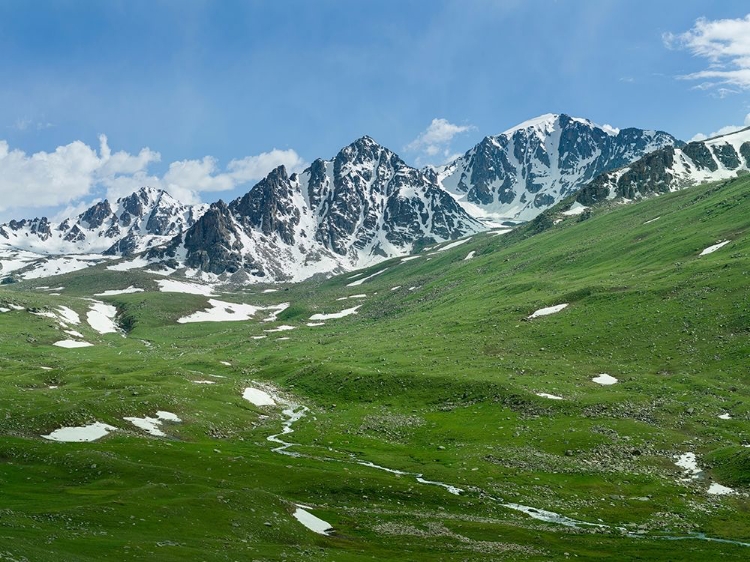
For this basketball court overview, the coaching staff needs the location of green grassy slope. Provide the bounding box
[0,175,749,560]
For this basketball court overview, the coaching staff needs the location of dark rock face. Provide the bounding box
[711,143,741,170]
[184,202,245,274]
[616,147,676,199]
[741,142,750,168]
[230,166,300,245]
[682,142,718,172]
[80,201,113,229]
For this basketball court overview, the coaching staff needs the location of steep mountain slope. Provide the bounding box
[145,136,482,282]
[576,126,750,205]
[436,113,677,223]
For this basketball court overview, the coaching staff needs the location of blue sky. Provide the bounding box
[1,0,749,221]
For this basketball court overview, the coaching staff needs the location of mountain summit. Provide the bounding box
[436,113,678,223]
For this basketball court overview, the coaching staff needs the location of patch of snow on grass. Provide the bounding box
[718,413,732,420]
[562,202,588,216]
[592,374,618,386]
[336,294,367,301]
[42,422,117,442]
[219,361,231,366]
[536,392,563,400]
[307,322,325,327]
[64,330,84,338]
[251,335,267,340]
[400,256,420,263]
[262,288,278,293]
[191,380,216,385]
[156,279,215,296]
[707,482,734,495]
[177,299,262,324]
[644,216,661,224]
[390,286,401,291]
[347,268,387,287]
[309,305,360,321]
[464,251,476,260]
[528,303,568,319]
[264,325,295,333]
[292,506,333,535]
[700,240,730,256]
[243,388,276,406]
[57,306,80,325]
[124,411,181,437]
[0,307,9,313]
[107,257,150,271]
[675,452,702,479]
[95,286,144,296]
[53,340,93,348]
[87,301,119,334]
[437,238,470,252]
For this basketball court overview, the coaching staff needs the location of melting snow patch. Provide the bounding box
[464,251,476,260]
[42,422,117,442]
[336,294,367,301]
[191,380,216,385]
[347,268,387,287]
[719,413,732,420]
[309,305,360,321]
[307,322,325,327]
[562,202,588,216]
[0,307,9,313]
[675,452,702,480]
[124,411,181,437]
[177,299,278,324]
[156,279,216,296]
[53,340,93,348]
[391,286,401,291]
[592,374,618,386]
[57,306,81,325]
[277,337,290,341]
[264,325,296,333]
[644,216,661,224]
[437,238,470,252]
[219,361,231,366]
[95,286,144,296]
[528,304,568,319]
[700,241,730,256]
[707,482,734,496]
[87,301,120,334]
[536,392,563,400]
[251,335,267,340]
[400,256,420,263]
[262,288,278,293]
[292,506,333,535]
[64,330,84,338]
[243,388,276,407]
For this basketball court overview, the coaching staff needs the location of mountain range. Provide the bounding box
[4,113,744,284]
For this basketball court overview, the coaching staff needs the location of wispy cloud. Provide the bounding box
[0,135,306,215]
[690,113,750,141]
[664,14,750,91]
[405,118,475,167]
[10,118,55,132]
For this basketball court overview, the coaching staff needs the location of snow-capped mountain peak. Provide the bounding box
[437,113,677,223]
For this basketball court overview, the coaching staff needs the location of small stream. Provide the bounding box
[260,390,750,547]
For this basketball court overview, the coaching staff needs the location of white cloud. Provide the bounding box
[405,118,475,166]
[690,113,750,141]
[664,15,750,91]
[0,136,306,215]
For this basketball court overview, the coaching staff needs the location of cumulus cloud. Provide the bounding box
[405,118,475,166]
[664,14,750,91]
[0,135,306,215]
[690,113,750,141]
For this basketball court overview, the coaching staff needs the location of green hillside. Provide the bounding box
[1,175,749,560]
